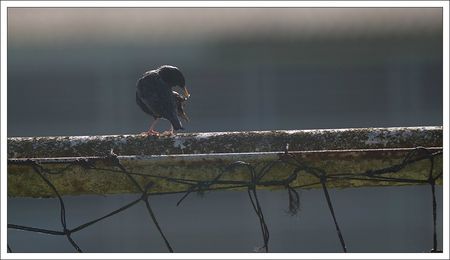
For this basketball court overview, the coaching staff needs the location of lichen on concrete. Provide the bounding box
[7,148,443,197]
[7,127,443,197]
[7,126,443,158]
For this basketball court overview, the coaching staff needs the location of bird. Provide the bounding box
[172,90,190,123]
[136,65,190,136]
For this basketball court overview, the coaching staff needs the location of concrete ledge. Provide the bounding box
[7,126,443,197]
[7,126,443,158]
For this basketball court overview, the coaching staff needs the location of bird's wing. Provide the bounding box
[136,74,160,118]
[136,91,153,115]
[137,74,183,129]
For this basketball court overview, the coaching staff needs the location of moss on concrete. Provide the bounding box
[8,127,443,197]
[7,150,443,197]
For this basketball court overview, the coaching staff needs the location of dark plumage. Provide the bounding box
[136,65,190,135]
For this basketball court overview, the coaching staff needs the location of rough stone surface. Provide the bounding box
[7,127,443,197]
[7,149,443,197]
[7,126,443,158]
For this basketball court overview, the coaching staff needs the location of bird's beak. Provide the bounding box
[183,87,190,99]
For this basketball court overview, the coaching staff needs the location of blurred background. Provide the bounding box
[7,7,443,137]
[7,8,443,253]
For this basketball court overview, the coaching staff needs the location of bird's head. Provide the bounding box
[158,65,190,98]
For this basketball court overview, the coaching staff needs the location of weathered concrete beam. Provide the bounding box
[7,127,443,197]
[8,126,443,158]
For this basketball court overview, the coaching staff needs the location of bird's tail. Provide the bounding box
[169,116,184,131]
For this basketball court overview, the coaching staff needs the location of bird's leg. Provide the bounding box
[142,119,160,136]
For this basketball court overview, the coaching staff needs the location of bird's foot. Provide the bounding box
[160,130,175,137]
[141,130,160,136]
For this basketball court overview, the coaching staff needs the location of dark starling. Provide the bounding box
[136,65,190,135]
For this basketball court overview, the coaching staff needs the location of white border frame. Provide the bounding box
[1,1,448,259]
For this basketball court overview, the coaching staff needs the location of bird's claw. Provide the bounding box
[141,130,160,136]
[160,130,175,137]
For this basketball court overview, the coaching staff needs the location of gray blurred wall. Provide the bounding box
[7,8,443,137]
